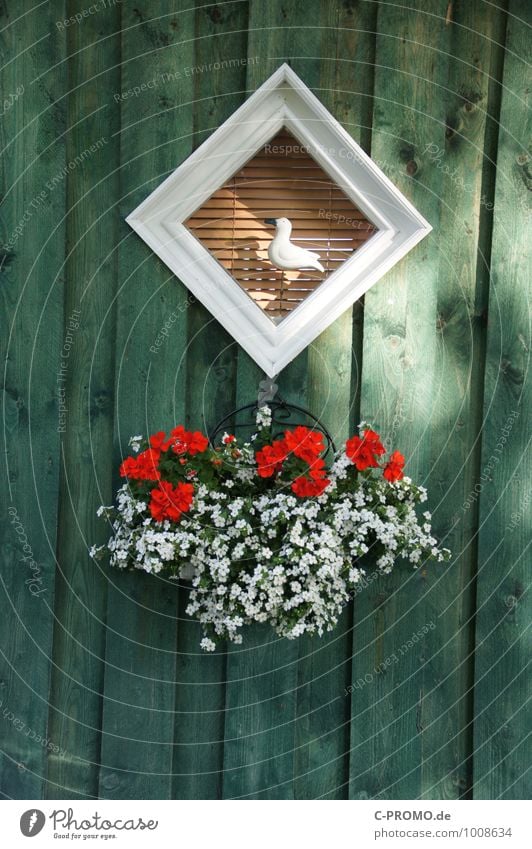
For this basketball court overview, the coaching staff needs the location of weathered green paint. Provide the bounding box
[473,0,531,801]
[351,0,452,800]
[0,0,66,798]
[0,0,528,801]
[419,0,508,800]
[44,0,121,800]
[174,0,249,800]
[222,0,314,800]
[294,1,379,801]
[97,1,195,800]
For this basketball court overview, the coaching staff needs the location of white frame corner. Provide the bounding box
[127,63,432,378]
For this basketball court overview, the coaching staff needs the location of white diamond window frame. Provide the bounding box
[127,63,431,378]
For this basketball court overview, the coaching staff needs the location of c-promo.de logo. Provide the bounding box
[20,810,46,837]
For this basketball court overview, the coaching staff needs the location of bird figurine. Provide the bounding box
[264,217,325,272]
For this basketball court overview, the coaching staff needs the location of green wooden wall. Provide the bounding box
[1,0,529,800]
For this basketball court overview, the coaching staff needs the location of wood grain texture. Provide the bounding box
[222,0,321,800]
[173,0,249,800]
[98,0,195,800]
[222,626,299,799]
[293,0,379,801]
[416,0,508,800]
[473,0,531,800]
[44,0,121,800]
[350,0,451,800]
[0,0,66,799]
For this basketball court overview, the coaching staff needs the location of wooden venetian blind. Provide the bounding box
[185,129,377,321]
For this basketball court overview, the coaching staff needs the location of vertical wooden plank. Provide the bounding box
[43,0,121,800]
[0,1,66,798]
[222,0,322,800]
[415,1,507,799]
[98,2,195,800]
[233,27,274,407]
[293,2,379,800]
[473,0,531,800]
[349,0,451,799]
[310,0,377,441]
[184,0,247,435]
[172,0,249,800]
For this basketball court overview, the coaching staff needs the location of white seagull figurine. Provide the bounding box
[264,217,325,272]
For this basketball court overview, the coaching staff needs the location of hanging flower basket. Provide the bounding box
[90,406,450,651]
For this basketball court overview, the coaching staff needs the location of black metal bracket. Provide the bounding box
[209,398,336,455]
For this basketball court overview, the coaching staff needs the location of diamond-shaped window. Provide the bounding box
[185,129,377,322]
[127,64,431,377]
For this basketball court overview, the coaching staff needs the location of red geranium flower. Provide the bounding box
[284,426,324,463]
[169,425,188,455]
[149,481,194,522]
[383,450,405,482]
[256,439,288,477]
[345,429,386,471]
[222,434,236,444]
[119,448,161,481]
[308,457,328,480]
[365,429,386,454]
[291,474,330,497]
[149,431,169,451]
[135,448,162,480]
[345,438,379,470]
[186,430,209,455]
[119,456,138,478]
[167,425,209,456]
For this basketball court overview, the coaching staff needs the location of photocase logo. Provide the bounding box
[20,809,46,837]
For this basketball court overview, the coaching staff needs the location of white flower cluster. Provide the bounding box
[255,404,272,429]
[91,485,198,575]
[91,448,450,650]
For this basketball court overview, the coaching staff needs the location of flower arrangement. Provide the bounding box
[91,407,449,650]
